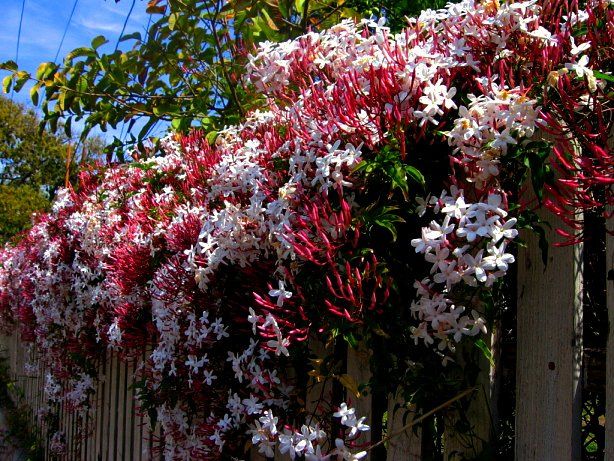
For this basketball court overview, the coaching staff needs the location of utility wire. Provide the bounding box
[146,11,153,33]
[115,0,137,51]
[15,0,26,63]
[54,0,79,63]
[11,0,27,100]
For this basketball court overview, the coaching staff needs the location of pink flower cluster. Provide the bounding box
[411,188,517,352]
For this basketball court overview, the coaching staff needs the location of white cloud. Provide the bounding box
[77,17,125,34]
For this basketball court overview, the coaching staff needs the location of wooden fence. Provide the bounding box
[0,210,612,460]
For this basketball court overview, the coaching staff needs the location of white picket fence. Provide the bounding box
[0,209,612,460]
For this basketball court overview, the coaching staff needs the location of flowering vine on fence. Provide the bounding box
[0,0,611,459]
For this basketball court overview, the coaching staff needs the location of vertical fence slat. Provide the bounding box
[386,394,421,461]
[605,211,614,460]
[125,360,135,461]
[83,407,90,461]
[515,211,583,461]
[138,349,147,461]
[38,358,45,452]
[346,345,372,444]
[100,354,113,460]
[90,382,99,461]
[443,340,492,459]
[104,354,117,460]
[68,402,74,460]
[59,385,66,461]
[116,358,127,460]
[95,354,107,461]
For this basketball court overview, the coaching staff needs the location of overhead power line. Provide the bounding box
[12,0,27,100]
[54,0,79,63]
[115,0,137,51]
[15,0,26,63]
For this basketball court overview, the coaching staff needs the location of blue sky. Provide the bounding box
[0,0,163,142]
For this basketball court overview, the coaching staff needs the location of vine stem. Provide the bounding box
[365,387,477,453]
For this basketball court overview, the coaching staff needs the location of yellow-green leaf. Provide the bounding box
[261,9,280,31]
[36,62,55,80]
[2,75,12,94]
[338,374,361,398]
[294,0,306,15]
[30,84,40,106]
[91,35,108,50]
[168,13,178,30]
[206,131,218,145]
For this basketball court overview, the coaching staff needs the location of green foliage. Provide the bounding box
[354,142,425,200]
[1,0,450,159]
[0,96,103,242]
[0,0,360,159]
[0,185,50,244]
[0,97,68,194]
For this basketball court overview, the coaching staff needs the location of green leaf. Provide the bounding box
[206,131,218,144]
[119,32,142,43]
[2,75,12,94]
[138,118,157,139]
[260,8,280,31]
[474,339,494,368]
[593,70,614,83]
[0,60,18,72]
[278,0,290,18]
[153,101,177,116]
[65,47,96,61]
[35,62,56,80]
[516,210,551,267]
[385,164,409,198]
[13,71,30,92]
[91,35,109,50]
[338,373,361,398]
[295,0,306,15]
[524,146,553,203]
[405,165,425,186]
[64,117,73,138]
[168,13,178,30]
[343,332,358,348]
[535,225,549,268]
[29,84,39,106]
[367,205,405,241]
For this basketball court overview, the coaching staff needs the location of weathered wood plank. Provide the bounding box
[103,353,114,460]
[110,353,121,459]
[386,394,421,461]
[346,345,372,445]
[605,211,614,460]
[126,359,136,461]
[115,357,127,459]
[443,339,492,459]
[515,211,583,461]
[95,354,108,461]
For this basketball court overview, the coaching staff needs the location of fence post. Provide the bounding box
[515,210,583,461]
[605,211,613,460]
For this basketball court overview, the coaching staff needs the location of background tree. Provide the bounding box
[0,95,103,242]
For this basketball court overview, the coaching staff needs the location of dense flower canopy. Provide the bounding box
[0,0,612,459]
